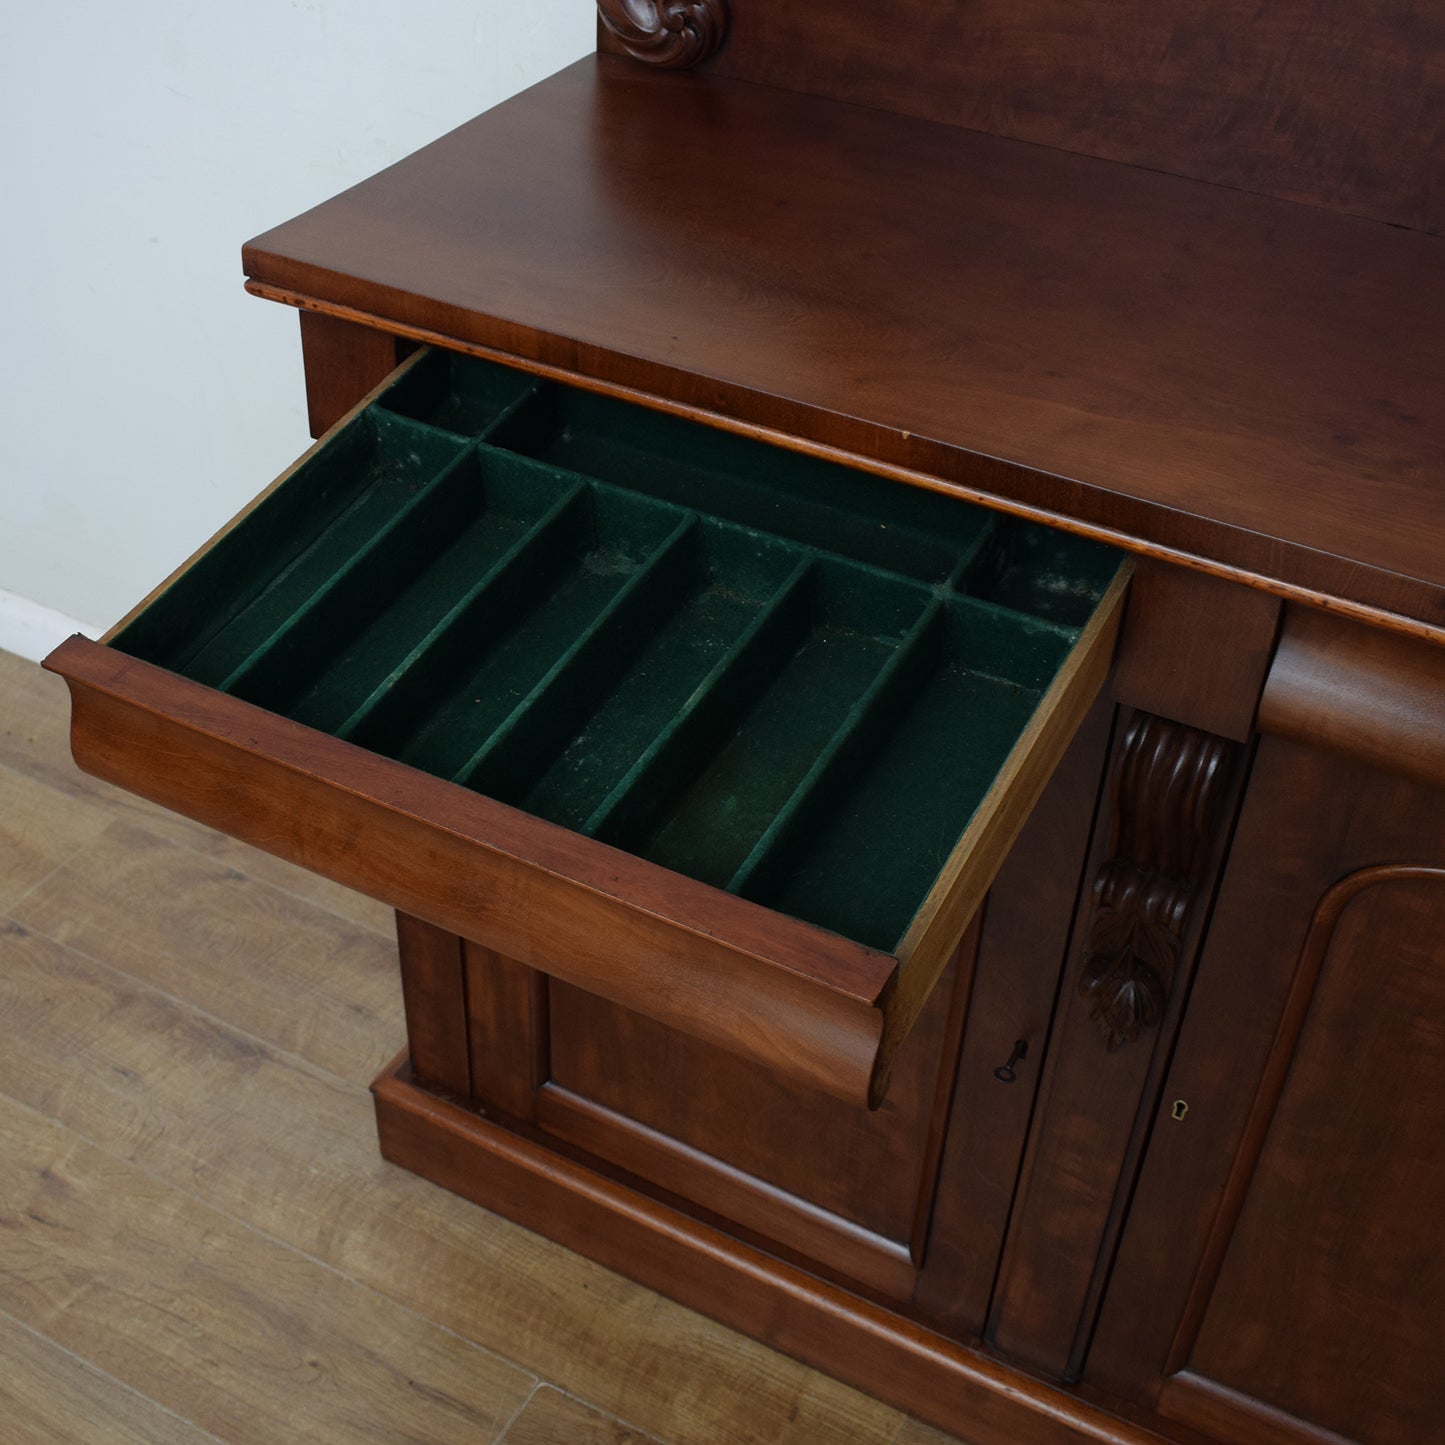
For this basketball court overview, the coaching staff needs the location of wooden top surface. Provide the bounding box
[244,56,1445,632]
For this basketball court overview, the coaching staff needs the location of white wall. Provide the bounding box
[0,2,593,660]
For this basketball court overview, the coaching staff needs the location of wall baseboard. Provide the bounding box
[0,589,102,665]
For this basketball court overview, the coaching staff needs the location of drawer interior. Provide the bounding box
[113,350,1119,955]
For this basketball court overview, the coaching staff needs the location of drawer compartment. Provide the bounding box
[47,349,1127,1105]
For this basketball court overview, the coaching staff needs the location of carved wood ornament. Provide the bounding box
[597,1,729,69]
[1079,714,1234,1049]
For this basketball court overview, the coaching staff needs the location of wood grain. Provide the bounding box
[0,649,392,936]
[701,2,1445,234]
[1259,604,1445,787]
[1168,866,1445,1442]
[466,942,549,1123]
[48,638,896,1104]
[0,1309,216,1445]
[299,309,406,438]
[1112,562,1281,742]
[500,1386,655,1445]
[896,1420,978,1445]
[1087,736,1445,1435]
[987,711,1241,1377]
[0,1092,534,1443]
[0,878,905,1445]
[912,690,1115,1338]
[374,1063,1189,1445]
[396,912,472,1097]
[242,56,1445,632]
[882,566,1127,1096]
[11,820,403,1087]
[0,761,111,912]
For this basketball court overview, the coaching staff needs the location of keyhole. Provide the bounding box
[1171,1099,1189,1122]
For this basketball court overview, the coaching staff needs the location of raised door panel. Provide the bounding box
[1088,731,1445,1445]
[535,954,966,1300]
[1176,866,1445,1443]
[544,966,961,1251]
[446,686,1114,1320]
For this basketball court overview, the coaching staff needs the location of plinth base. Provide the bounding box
[371,1053,1178,1445]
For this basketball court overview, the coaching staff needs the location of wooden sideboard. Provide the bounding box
[45,6,1445,1443]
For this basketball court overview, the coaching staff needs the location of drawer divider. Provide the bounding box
[583,559,815,845]
[455,514,704,799]
[335,480,592,748]
[945,520,998,592]
[725,597,946,902]
[214,448,482,702]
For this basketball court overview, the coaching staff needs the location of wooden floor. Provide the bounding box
[0,647,967,1445]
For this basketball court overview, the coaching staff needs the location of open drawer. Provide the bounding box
[46,349,1127,1106]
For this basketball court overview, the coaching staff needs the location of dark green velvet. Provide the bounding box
[114,349,1120,954]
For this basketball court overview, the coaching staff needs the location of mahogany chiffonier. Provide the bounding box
[45,5,1445,1443]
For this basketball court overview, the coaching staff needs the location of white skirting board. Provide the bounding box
[0,589,102,665]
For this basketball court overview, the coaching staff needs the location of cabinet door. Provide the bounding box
[1088,728,1445,1443]
[401,690,1113,1325]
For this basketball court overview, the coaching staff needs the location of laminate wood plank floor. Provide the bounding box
[0,648,971,1444]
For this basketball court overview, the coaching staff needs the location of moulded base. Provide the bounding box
[370,1053,1188,1445]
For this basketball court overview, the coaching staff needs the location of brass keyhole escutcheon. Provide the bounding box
[1171,1099,1189,1121]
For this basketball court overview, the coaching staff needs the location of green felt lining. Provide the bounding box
[118,411,466,676]
[113,348,1120,954]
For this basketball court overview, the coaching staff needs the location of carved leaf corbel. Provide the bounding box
[1078,714,1234,1049]
[597,0,729,69]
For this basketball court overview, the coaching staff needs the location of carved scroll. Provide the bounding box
[597,1,729,69]
[1079,714,1233,1049]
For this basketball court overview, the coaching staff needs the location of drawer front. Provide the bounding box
[47,348,1127,1105]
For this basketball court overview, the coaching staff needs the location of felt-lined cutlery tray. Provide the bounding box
[48,349,1128,1105]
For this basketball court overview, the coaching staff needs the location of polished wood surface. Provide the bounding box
[398,673,1117,1348]
[881,567,1127,1096]
[50,379,1123,1108]
[988,711,1243,1379]
[1176,864,1445,1442]
[912,689,1116,1338]
[40,11,1445,1437]
[373,1058,1187,1445]
[298,310,407,438]
[408,680,1115,1343]
[0,647,931,1444]
[396,910,471,1096]
[46,637,898,1104]
[699,2,1445,234]
[1112,563,1280,742]
[244,56,1445,634]
[1259,604,1445,787]
[1090,735,1445,1443]
[596,0,729,69]
[88,338,1126,1109]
